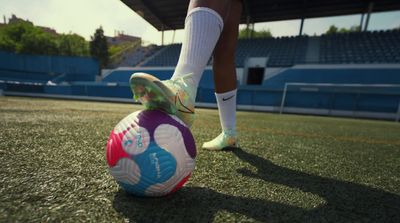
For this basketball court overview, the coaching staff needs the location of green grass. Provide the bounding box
[0,96,399,222]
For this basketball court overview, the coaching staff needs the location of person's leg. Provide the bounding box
[171,0,231,90]
[202,0,242,150]
[130,0,231,128]
[212,0,241,94]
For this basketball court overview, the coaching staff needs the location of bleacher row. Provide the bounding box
[141,36,308,67]
[234,36,308,67]
[117,45,161,67]
[132,30,400,67]
[320,30,400,64]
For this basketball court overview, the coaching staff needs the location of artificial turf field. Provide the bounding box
[0,96,399,223]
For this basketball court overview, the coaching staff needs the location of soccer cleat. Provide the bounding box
[202,130,239,151]
[129,72,196,128]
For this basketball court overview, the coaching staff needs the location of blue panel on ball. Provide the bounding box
[119,141,177,196]
[118,181,147,197]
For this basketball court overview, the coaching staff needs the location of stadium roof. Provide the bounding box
[121,0,400,31]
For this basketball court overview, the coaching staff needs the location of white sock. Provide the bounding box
[215,89,237,134]
[171,7,223,90]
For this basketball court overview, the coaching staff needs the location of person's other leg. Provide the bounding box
[213,0,241,94]
[130,0,231,128]
[202,0,242,150]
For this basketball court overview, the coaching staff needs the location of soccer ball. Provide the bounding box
[106,110,196,197]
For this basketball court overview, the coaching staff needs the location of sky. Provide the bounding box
[0,0,399,45]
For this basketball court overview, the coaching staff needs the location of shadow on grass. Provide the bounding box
[113,148,400,222]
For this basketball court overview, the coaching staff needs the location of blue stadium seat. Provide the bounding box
[319,30,400,64]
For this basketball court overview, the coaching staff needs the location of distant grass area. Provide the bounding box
[0,96,399,222]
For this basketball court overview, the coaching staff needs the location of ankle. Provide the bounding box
[223,129,237,136]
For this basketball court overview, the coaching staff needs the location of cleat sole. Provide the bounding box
[130,74,177,114]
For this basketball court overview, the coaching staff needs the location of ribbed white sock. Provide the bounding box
[215,89,237,133]
[171,7,223,91]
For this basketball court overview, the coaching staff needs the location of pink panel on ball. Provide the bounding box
[106,129,130,167]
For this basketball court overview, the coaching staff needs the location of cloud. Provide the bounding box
[0,0,157,41]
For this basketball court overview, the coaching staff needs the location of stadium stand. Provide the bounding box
[131,46,155,66]
[262,65,400,88]
[2,0,400,120]
[117,45,161,67]
[141,30,400,68]
[320,30,400,64]
[0,51,99,83]
[2,29,400,120]
[141,36,309,67]
[141,44,181,67]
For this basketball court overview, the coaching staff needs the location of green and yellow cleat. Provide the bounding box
[202,130,239,151]
[129,72,196,128]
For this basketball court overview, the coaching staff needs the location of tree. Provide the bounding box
[255,29,273,38]
[326,25,361,34]
[0,32,17,52]
[326,25,338,35]
[0,20,33,52]
[239,28,272,39]
[18,29,59,55]
[59,34,89,56]
[0,21,59,55]
[90,27,109,68]
[0,18,91,57]
[349,25,361,32]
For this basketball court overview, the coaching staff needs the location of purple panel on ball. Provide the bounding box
[137,110,196,158]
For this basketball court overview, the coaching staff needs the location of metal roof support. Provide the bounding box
[364,2,374,31]
[161,25,164,46]
[359,13,365,32]
[172,29,176,44]
[251,23,255,38]
[246,15,251,39]
[299,0,307,36]
[299,18,304,36]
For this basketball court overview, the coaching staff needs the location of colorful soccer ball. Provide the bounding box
[106,110,196,197]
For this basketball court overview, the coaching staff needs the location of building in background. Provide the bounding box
[106,32,141,46]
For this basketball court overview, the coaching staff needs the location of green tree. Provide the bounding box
[255,29,273,38]
[18,29,59,55]
[3,20,33,42]
[0,21,59,55]
[0,20,33,51]
[239,28,272,39]
[0,20,90,57]
[90,27,109,68]
[326,25,361,34]
[349,25,361,32]
[326,25,338,35]
[239,27,252,39]
[59,34,89,56]
[0,32,17,52]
